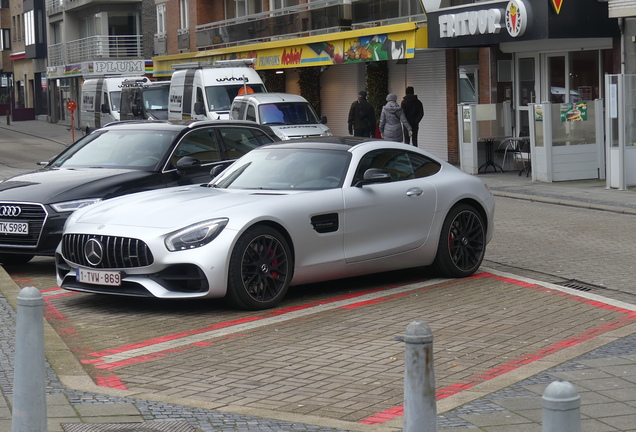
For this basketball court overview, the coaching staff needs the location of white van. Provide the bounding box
[168,59,267,121]
[119,78,170,121]
[80,76,146,133]
[230,93,332,140]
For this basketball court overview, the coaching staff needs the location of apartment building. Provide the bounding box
[44,0,155,125]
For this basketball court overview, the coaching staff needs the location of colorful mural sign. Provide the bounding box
[253,30,415,70]
[560,102,587,122]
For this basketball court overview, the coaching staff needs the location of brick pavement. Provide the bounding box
[3,120,636,431]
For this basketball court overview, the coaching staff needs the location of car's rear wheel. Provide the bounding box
[432,204,486,278]
[0,253,34,265]
[226,226,292,310]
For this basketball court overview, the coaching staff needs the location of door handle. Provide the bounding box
[406,187,423,196]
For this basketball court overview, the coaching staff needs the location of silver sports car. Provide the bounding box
[56,138,495,310]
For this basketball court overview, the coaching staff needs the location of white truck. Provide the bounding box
[80,75,146,133]
[230,92,332,140]
[168,58,267,121]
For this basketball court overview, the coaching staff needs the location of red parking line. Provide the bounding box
[358,274,636,425]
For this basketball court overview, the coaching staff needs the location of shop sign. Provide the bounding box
[89,60,146,75]
[438,0,528,39]
[254,31,415,70]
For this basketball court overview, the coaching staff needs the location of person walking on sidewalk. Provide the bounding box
[348,90,376,138]
[379,93,411,142]
[401,86,424,146]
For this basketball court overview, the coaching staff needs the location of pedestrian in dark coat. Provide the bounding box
[379,93,411,142]
[348,90,376,138]
[401,86,424,146]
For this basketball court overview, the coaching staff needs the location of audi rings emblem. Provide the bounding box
[0,205,21,217]
[84,238,104,266]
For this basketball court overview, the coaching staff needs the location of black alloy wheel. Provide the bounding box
[432,203,486,278]
[226,225,292,310]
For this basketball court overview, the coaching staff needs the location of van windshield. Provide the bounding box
[144,86,170,110]
[206,84,266,112]
[110,91,122,111]
[259,102,320,125]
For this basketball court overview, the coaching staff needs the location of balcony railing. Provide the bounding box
[46,0,139,15]
[48,35,143,66]
[196,0,425,49]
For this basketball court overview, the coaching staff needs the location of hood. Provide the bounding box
[71,186,288,229]
[271,124,330,139]
[146,108,169,120]
[383,102,402,114]
[0,168,154,204]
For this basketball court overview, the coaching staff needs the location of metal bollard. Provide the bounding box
[542,380,581,432]
[395,321,436,432]
[6,111,10,125]
[12,286,48,432]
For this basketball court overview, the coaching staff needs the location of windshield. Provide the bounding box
[205,84,266,112]
[213,147,350,190]
[144,86,170,110]
[50,129,179,169]
[259,102,320,125]
[110,91,122,111]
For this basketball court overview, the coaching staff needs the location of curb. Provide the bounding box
[491,190,636,216]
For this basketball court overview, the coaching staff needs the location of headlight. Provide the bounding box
[165,218,228,251]
[323,129,333,137]
[51,198,102,213]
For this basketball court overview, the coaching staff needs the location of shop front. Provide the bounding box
[152,23,454,160]
[426,0,619,181]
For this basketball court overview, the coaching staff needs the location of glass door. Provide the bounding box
[515,54,538,137]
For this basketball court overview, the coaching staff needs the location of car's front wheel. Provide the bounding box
[433,204,486,278]
[226,226,293,310]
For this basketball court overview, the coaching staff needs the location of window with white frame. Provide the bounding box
[180,0,189,30]
[156,3,166,36]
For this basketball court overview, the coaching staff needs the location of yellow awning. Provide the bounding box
[153,22,427,77]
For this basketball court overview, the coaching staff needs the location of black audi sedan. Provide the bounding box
[0,120,280,264]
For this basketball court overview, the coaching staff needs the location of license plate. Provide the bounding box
[76,268,121,286]
[0,221,28,235]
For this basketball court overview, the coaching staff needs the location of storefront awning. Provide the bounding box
[153,22,427,78]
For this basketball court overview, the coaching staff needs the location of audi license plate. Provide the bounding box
[76,268,121,286]
[0,221,28,235]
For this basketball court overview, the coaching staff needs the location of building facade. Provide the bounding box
[44,0,155,125]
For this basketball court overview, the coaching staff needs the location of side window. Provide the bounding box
[102,92,110,112]
[353,149,413,183]
[353,150,440,184]
[220,127,276,159]
[410,153,441,178]
[246,104,256,122]
[171,128,221,167]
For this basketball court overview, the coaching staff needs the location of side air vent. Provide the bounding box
[311,213,339,234]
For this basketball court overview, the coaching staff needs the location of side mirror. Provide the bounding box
[321,115,328,124]
[176,156,202,170]
[210,162,232,179]
[100,104,110,114]
[354,168,392,187]
[194,102,206,115]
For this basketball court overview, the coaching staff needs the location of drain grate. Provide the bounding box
[557,279,597,292]
[62,421,196,432]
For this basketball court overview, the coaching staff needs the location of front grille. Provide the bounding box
[61,233,154,269]
[0,202,47,248]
